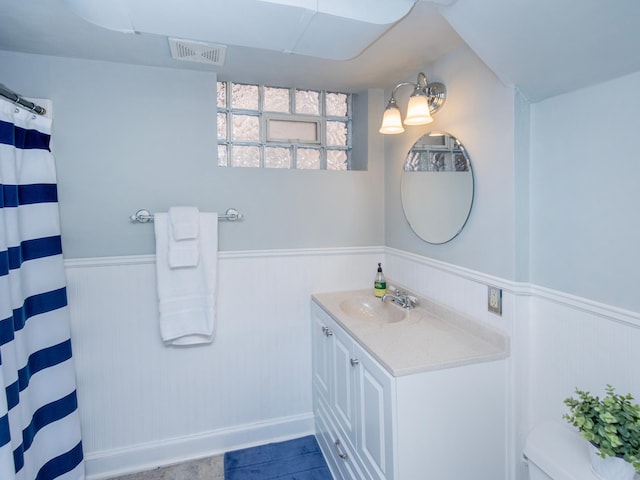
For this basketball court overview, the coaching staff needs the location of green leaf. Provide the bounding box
[563,385,640,466]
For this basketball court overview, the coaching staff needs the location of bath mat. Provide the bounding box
[224,435,332,479]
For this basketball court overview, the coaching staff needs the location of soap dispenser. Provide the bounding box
[374,263,387,298]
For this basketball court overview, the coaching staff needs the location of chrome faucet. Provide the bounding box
[380,289,418,310]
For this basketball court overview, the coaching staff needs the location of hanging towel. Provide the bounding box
[168,206,200,268]
[170,206,200,240]
[154,212,218,346]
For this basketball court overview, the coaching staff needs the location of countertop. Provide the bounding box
[312,289,509,377]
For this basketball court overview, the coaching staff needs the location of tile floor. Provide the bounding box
[108,455,225,480]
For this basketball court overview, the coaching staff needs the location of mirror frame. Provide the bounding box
[400,131,474,244]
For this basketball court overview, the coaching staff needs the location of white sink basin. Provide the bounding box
[339,296,407,323]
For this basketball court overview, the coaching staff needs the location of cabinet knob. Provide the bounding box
[325,328,333,337]
[350,358,360,366]
[334,439,348,460]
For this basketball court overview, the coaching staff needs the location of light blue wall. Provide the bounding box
[6,46,637,312]
[514,90,531,282]
[530,70,640,312]
[0,50,386,258]
[384,46,517,281]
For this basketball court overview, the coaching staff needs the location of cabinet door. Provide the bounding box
[311,303,332,402]
[354,343,395,480]
[332,322,358,443]
[311,301,395,480]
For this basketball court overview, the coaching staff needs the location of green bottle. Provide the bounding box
[374,263,387,298]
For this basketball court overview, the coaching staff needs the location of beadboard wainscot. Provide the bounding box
[64,247,384,479]
[65,246,640,480]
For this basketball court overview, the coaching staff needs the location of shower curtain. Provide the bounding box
[0,99,84,479]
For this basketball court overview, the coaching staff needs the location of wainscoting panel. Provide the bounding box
[65,247,640,480]
[65,248,383,479]
[384,247,517,335]
[528,292,640,432]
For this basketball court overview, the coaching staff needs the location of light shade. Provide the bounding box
[379,105,405,134]
[379,73,446,134]
[403,94,433,125]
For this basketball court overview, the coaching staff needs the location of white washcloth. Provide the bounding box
[154,212,218,345]
[170,206,199,240]
[168,206,200,268]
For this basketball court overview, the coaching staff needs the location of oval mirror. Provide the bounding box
[401,131,474,244]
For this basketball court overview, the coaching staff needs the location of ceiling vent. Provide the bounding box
[168,38,227,66]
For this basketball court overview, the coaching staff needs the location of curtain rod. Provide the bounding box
[0,83,47,116]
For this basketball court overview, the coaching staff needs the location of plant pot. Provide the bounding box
[587,443,637,480]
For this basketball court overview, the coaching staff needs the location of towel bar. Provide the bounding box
[130,208,243,223]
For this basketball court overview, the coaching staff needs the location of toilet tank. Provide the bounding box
[523,421,599,480]
[528,462,553,480]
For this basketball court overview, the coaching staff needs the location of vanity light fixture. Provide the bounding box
[379,72,446,134]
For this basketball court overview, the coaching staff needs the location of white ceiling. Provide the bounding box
[0,0,639,101]
[54,0,420,60]
[441,0,640,101]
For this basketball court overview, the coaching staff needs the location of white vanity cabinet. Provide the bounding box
[311,294,509,480]
[312,301,394,480]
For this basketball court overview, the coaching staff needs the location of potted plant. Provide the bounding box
[563,384,640,480]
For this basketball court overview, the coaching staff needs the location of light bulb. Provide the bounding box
[404,94,433,125]
[379,104,405,134]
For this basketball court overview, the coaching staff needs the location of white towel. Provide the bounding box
[154,212,218,346]
[168,206,200,268]
[168,242,199,268]
[170,206,199,240]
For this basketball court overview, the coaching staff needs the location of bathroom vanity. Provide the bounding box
[311,290,509,480]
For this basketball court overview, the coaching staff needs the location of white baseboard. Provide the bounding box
[84,413,315,479]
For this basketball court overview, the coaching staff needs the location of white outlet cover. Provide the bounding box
[488,286,502,315]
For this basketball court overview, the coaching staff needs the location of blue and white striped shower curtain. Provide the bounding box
[0,99,84,479]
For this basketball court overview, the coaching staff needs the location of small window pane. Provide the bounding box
[454,153,470,172]
[326,121,348,146]
[265,147,291,168]
[217,82,227,109]
[295,89,320,115]
[217,113,227,140]
[231,145,260,167]
[268,119,319,143]
[429,151,448,171]
[296,148,320,169]
[404,151,428,171]
[326,92,347,117]
[232,83,259,110]
[217,145,228,166]
[264,87,290,113]
[232,114,260,141]
[327,150,348,170]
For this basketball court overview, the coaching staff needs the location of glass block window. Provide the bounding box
[217,81,352,170]
[264,87,290,113]
[295,90,320,115]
